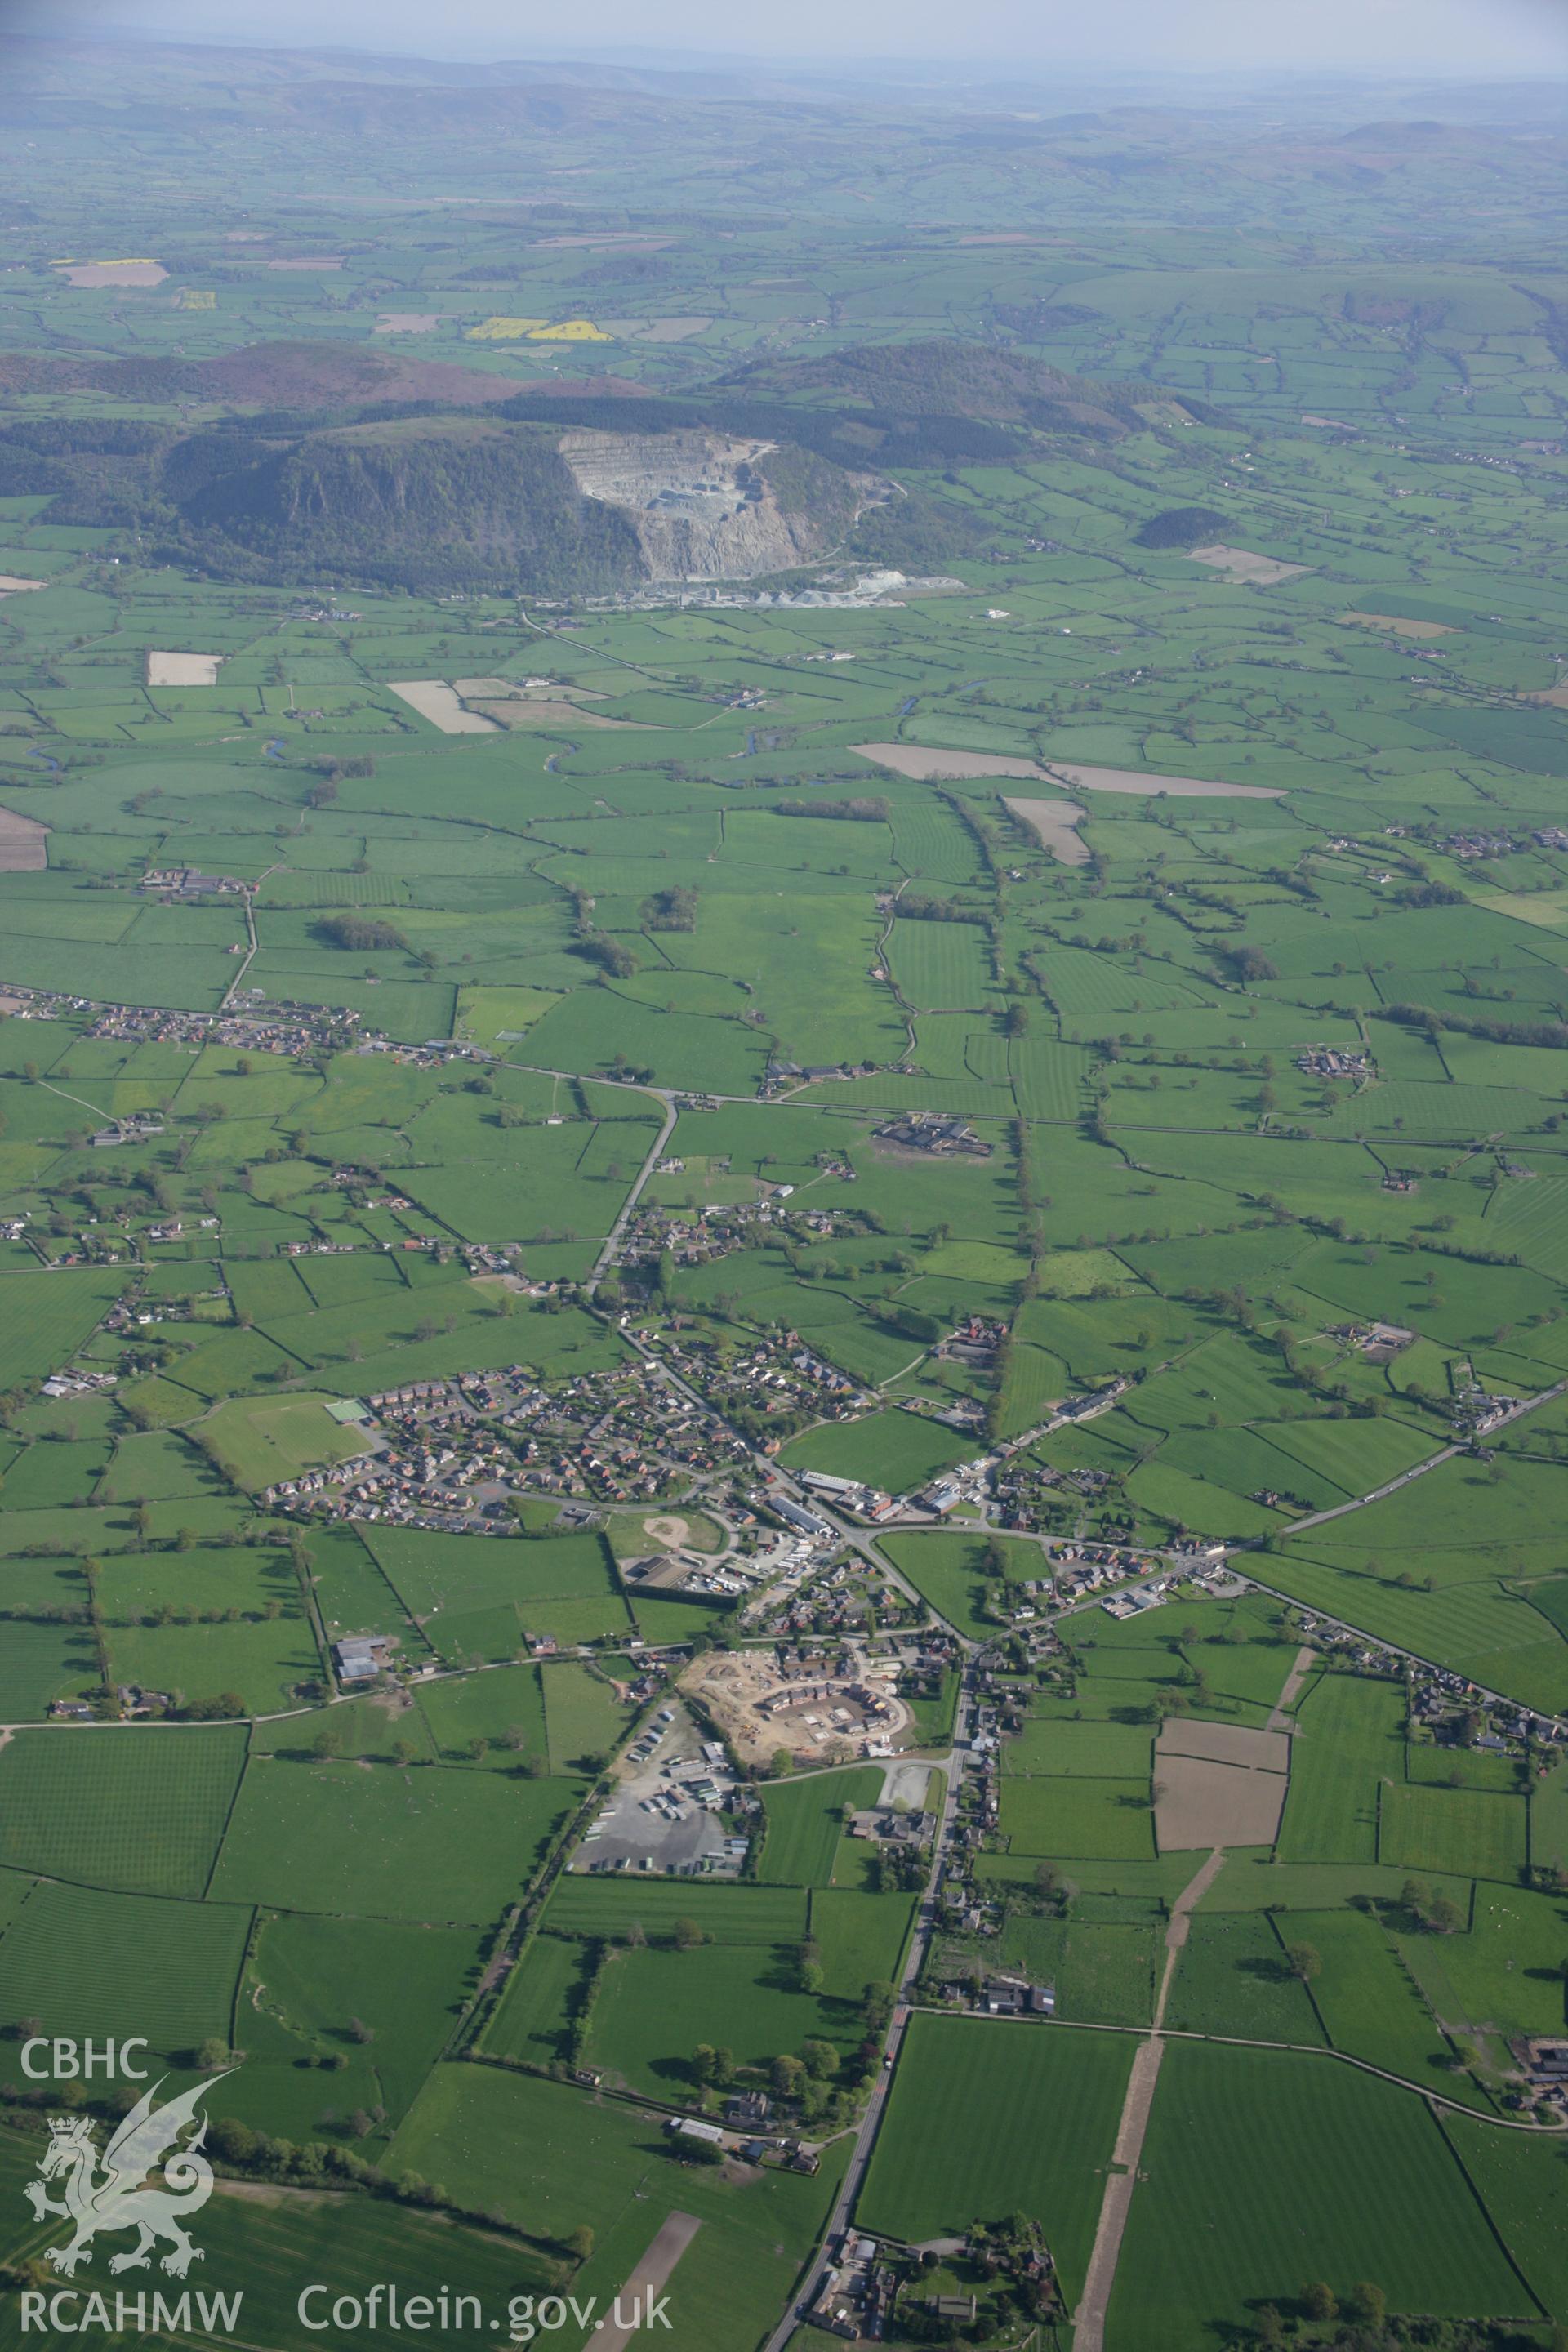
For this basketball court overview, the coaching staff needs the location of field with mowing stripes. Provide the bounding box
[209,1757,579,1923]
[1108,2043,1533,2352]
[759,1766,884,1886]
[857,2016,1134,2302]
[0,1880,248,2076]
[1277,1676,1405,1864]
[0,1726,247,1898]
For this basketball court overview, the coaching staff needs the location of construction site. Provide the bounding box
[680,1644,911,1768]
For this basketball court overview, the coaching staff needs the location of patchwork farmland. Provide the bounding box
[0,29,1562,2352]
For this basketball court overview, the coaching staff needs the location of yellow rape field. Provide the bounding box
[465,316,610,341]
[466,317,549,338]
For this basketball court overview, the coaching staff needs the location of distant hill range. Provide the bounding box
[712,337,1208,436]
[0,334,1218,593]
[0,333,1210,444]
[0,339,643,414]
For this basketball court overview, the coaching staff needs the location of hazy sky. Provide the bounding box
[16,0,1568,76]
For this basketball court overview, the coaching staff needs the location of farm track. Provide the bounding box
[1072,1846,1224,2352]
[956,2010,1566,2129]
[594,2211,703,2352]
[1266,1643,1316,1731]
[37,1076,115,1124]
[220,863,280,1008]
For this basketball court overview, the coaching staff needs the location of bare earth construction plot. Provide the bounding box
[1154,1718,1290,1851]
[854,742,1051,782]
[387,680,501,733]
[1187,543,1312,586]
[857,743,1282,800]
[681,1646,910,1767]
[1004,794,1090,864]
[145,652,224,686]
[54,260,167,287]
[1040,761,1281,802]
[1339,612,1459,639]
[457,678,651,731]
[0,805,48,871]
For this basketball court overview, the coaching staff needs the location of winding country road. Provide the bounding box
[586,1085,679,1290]
[1272,1375,1568,1541]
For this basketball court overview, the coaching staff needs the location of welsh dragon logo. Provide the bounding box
[24,2075,225,2278]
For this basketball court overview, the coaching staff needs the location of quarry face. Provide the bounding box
[559,426,842,581]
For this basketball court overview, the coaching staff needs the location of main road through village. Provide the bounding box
[757,1684,974,2352]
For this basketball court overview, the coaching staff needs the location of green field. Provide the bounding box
[209,1756,580,1923]
[536,1662,622,1772]
[1057,1918,1160,2025]
[360,1526,629,1657]
[481,1930,586,2066]
[1289,1905,1474,2096]
[857,2015,1134,2301]
[759,1766,884,1886]
[1004,1717,1156,1778]
[584,1940,858,2095]
[1165,1911,1327,2042]
[415,1662,547,1769]
[1108,2043,1534,2352]
[1378,1783,1530,1883]
[388,2065,845,2350]
[544,1878,809,1944]
[231,1909,483,2134]
[809,1887,915,1999]
[0,1879,248,2073]
[0,1726,247,1898]
[1442,2114,1568,2321]
[1276,1677,1406,1865]
[777,1414,973,1493]
[1000,1775,1156,1861]
[0,2144,564,2352]
[880,1530,1043,1640]
[198,1392,377,1490]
